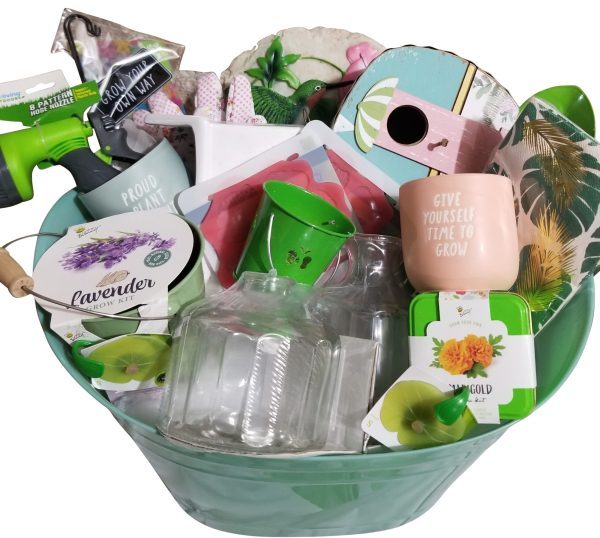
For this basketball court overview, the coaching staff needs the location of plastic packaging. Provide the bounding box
[52,8,185,155]
[52,8,184,88]
[313,234,411,401]
[158,271,377,455]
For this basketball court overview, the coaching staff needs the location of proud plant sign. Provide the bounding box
[423,192,476,257]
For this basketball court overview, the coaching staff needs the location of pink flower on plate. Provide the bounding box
[340,42,380,99]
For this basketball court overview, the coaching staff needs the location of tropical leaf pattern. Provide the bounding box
[490,97,600,334]
[581,226,600,274]
[513,210,575,314]
[498,101,537,150]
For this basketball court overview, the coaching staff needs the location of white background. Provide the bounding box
[1,1,598,537]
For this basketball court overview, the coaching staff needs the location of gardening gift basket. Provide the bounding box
[0,7,598,535]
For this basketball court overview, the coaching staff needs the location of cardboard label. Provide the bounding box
[0,71,67,109]
[95,49,172,124]
[32,210,195,345]
[0,70,100,125]
[362,366,458,450]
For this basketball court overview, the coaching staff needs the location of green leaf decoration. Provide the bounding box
[281,53,301,67]
[466,363,488,379]
[431,337,443,358]
[265,36,281,65]
[245,68,267,86]
[271,36,283,60]
[246,36,301,90]
[539,107,587,143]
[257,57,270,77]
[521,118,585,207]
[518,105,600,240]
[497,97,600,333]
[274,68,300,90]
[516,244,571,312]
[581,226,600,274]
[583,152,600,171]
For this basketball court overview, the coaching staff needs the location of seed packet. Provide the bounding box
[408,291,536,424]
[52,8,184,96]
[32,210,197,346]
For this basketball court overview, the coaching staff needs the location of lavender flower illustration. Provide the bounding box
[61,231,176,271]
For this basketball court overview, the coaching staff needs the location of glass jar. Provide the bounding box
[158,272,340,454]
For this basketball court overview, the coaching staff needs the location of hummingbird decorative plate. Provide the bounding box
[221,27,385,125]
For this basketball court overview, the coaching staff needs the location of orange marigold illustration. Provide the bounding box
[439,339,474,375]
[431,333,503,378]
[462,334,494,368]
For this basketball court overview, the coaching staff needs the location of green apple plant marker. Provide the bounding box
[380,380,475,449]
[71,335,171,383]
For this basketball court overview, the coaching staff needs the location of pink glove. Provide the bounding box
[134,73,265,135]
[132,90,183,137]
[194,72,225,121]
[225,75,266,124]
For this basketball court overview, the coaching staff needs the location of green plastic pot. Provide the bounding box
[235,181,356,285]
[34,190,595,537]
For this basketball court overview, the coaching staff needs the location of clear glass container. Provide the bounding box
[314,234,411,401]
[158,272,343,454]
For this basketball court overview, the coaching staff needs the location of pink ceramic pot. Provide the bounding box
[399,173,519,291]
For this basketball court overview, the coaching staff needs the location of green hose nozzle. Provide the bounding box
[0,117,119,208]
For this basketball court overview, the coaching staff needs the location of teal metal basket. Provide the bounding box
[34,190,595,537]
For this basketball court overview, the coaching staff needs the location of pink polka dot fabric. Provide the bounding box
[194,72,224,121]
[132,72,266,141]
[226,75,266,124]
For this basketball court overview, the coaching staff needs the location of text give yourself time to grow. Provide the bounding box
[423,192,476,257]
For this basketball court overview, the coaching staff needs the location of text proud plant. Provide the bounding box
[431,334,505,378]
